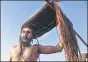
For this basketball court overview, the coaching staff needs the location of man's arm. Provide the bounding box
[39,40,64,54]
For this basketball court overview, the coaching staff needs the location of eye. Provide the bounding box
[22,31,25,33]
[26,31,30,33]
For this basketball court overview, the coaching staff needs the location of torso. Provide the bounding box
[11,45,39,62]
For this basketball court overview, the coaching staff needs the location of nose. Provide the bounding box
[23,32,27,37]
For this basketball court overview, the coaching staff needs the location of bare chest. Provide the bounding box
[12,46,39,61]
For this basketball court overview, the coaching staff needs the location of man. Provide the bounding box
[9,25,64,61]
[8,0,64,61]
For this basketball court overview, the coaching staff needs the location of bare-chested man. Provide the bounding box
[9,1,64,61]
[9,25,64,62]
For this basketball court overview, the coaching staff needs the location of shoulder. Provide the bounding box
[12,45,18,49]
[33,44,42,53]
[33,44,43,50]
[10,45,18,52]
[32,44,42,50]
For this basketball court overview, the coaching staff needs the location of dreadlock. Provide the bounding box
[54,3,81,61]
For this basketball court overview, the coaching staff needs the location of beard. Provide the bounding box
[19,36,32,46]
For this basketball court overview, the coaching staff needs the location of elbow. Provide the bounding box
[59,47,63,52]
[56,46,63,52]
[57,47,63,52]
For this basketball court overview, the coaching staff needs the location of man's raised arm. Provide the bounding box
[39,40,64,54]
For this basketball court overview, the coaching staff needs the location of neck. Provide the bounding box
[22,43,31,47]
[20,43,31,50]
[19,41,31,48]
[20,40,32,46]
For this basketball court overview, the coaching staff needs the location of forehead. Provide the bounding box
[22,27,32,32]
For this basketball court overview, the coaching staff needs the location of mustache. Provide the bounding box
[19,36,30,43]
[19,36,32,46]
[19,36,32,41]
[19,36,27,41]
[22,35,29,39]
[22,36,28,39]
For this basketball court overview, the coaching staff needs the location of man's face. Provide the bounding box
[20,27,33,44]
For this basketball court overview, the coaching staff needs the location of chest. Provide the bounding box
[12,46,38,60]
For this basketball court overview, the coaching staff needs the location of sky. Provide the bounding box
[1,1,87,61]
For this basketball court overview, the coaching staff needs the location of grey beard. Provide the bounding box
[19,36,32,46]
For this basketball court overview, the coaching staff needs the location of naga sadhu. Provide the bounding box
[9,0,87,62]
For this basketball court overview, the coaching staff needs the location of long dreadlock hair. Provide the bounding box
[54,3,81,61]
